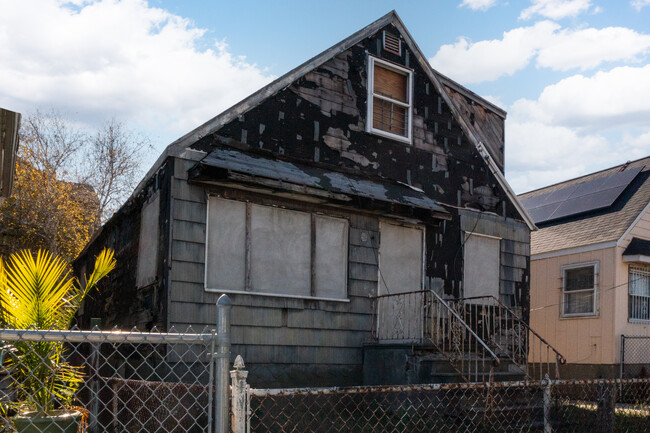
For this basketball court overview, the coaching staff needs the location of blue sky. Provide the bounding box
[2,0,650,193]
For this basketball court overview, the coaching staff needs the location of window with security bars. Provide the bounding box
[367,56,412,142]
[562,262,597,316]
[629,264,650,321]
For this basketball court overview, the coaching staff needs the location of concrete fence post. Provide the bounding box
[231,355,249,433]
[543,374,552,433]
[216,294,232,433]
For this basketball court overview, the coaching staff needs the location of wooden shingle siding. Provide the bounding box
[167,162,376,386]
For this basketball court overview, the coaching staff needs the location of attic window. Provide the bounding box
[383,31,401,56]
[367,56,413,143]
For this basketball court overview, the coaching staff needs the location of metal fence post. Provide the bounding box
[231,355,249,433]
[543,374,552,433]
[216,294,232,433]
[620,335,625,380]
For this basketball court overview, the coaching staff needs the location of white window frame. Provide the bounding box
[203,196,350,303]
[366,55,413,144]
[628,264,650,322]
[561,261,599,318]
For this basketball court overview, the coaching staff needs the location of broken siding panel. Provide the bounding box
[173,199,206,223]
[210,23,519,219]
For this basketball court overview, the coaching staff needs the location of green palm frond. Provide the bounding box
[0,248,115,414]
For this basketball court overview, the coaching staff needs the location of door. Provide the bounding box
[376,221,424,342]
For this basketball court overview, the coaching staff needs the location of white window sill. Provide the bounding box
[204,288,350,303]
[559,313,599,319]
[628,318,650,324]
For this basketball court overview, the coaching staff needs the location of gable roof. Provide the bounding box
[135,10,535,230]
[519,156,650,256]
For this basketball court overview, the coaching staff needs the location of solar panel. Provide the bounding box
[521,166,644,224]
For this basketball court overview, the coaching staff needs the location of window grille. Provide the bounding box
[629,264,650,321]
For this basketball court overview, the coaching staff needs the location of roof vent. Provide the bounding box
[383,31,401,56]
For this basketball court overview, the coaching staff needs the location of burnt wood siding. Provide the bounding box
[74,159,172,330]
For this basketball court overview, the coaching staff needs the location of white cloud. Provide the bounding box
[512,65,650,130]
[537,27,650,71]
[0,0,274,147]
[459,0,498,11]
[429,22,650,84]
[632,0,650,11]
[519,0,593,20]
[505,65,650,192]
[429,21,559,83]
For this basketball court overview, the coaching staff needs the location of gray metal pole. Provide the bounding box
[543,374,552,433]
[215,294,232,433]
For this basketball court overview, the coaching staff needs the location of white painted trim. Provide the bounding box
[204,288,350,303]
[531,241,617,261]
[623,255,650,264]
[366,55,413,144]
[560,261,599,318]
[617,200,650,246]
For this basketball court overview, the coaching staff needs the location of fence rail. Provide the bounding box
[0,295,233,433]
[244,376,650,433]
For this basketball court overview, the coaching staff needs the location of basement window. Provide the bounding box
[561,262,598,317]
[205,197,349,301]
[367,56,412,143]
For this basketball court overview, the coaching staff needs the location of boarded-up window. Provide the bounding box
[250,204,311,296]
[136,194,160,287]
[206,198,247,291]
[376,222,424,341]
[205,197,349,299]
[463,233,500,301]
[367,56,412,141]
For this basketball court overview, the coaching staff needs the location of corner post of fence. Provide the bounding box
[216,294,232,433]
[543,373,552,433]
[597,380,616,433]
[231,355,249,433]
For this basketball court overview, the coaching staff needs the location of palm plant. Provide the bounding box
[0,249,115,416]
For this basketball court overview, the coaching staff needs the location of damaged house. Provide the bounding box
[75,11,558,387]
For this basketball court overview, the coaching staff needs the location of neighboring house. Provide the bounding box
[0,108,20,203]
[519,157,650,379]
[75,11,538,388]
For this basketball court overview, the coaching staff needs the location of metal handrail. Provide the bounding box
[372,290,500,383]
[451,295,566,380]
[428,291,500,364]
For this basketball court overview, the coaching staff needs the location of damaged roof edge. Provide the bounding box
[388,14,535,231]
[126,10,532,232]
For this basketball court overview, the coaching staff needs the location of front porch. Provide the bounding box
[367,290,566,384]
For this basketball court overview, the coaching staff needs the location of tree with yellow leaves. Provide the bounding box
[0,110,148,261]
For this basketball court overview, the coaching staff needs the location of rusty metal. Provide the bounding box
[449,295,566,380]
[372,290,499,383]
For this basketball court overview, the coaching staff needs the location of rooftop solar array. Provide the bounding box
[520,166,644,224]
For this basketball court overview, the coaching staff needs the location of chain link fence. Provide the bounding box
[0,327,220,433]
[244,377,650,433]
[621,335,650,379]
